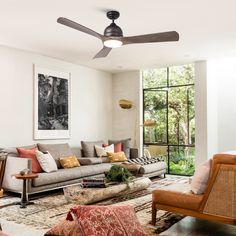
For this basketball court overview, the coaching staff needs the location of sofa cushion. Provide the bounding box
[191,159,212,194]
[32,163,112,187]
[108,138,131,158]
[139,161,166,174]
[37,143,73,168]
[71,147,82,158]
[81,141,103,157]
[78,158,103,165]
[36,150,58,173]
[152,189,203,211]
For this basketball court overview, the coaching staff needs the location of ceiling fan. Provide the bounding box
[57,11,179,59]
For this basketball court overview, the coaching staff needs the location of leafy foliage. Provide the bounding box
[106,165,133,185]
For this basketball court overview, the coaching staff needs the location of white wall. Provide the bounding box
[195,61,208,166]
[112,71,141,149]
[195,58,236,166]
[0,46,113,147]
[208,58,236,152]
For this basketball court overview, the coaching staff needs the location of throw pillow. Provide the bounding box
[191,159,212,194]
[81,140,103,157]
[107,151,128,162]
[108,138,131,158]
[67,205,147,236]
[95,144,114,157]
[17,147,42,173]
[35,150,58,173]
[59,156,80,168]
[114,142,122,152]
[37,143,73,168]
[44,219,82,236]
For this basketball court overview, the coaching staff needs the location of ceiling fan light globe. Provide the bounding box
[104,39,123,48]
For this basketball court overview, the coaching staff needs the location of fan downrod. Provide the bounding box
[106,11,120,21]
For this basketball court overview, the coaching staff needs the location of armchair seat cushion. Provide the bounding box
[153,189,203,211]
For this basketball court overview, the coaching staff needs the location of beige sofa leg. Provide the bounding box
[152,202,157,225]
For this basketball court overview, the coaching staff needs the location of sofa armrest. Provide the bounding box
[2,156,32,192]
[130,148,139,159]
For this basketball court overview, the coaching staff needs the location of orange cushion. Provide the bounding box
[107,151,127,162]
[152,189,203,211]
[59,156,80,168]
[17,147,42,173]
[114,142,122,152]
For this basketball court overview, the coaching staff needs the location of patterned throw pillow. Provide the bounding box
[44,219,82,236]
[59,156,80,169]
[35,150,58,173]
[17,147,42,173]
[95,144,114,157]
[107,151,128,162]
[67,205,147,236]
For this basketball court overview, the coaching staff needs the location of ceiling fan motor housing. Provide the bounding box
[104,23,123,37]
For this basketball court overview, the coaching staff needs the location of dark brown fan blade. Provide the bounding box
[57,17,103,40]
[122,31,179,45]
[93,46,112,59]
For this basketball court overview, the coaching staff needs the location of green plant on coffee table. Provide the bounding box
[106,165,133,186]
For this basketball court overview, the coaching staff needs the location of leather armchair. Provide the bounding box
[152,154,236,225]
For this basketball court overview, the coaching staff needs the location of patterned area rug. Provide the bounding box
[0,176,190,235]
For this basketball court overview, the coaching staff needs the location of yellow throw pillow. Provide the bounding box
[59,156,80,168]
[107,152,127,162]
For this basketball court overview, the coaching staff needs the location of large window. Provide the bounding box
[142,64,195,175]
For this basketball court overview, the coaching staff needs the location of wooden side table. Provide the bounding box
[13,173,38,208]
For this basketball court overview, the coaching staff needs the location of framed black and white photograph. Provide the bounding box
[34,65,70,139]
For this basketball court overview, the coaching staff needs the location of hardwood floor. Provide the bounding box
[161,216,236,236]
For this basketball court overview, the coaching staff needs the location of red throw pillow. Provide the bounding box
[44,219,82,236]
[114,142,122,152]
[67,205,147,236]
[17,147,42,173]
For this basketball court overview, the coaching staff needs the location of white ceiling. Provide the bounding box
[1,0,236,73]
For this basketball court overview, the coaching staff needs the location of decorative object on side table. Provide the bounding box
[0,151,8,197]
[12,173,38,208]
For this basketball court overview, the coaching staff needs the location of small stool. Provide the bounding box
[13,173,38,208]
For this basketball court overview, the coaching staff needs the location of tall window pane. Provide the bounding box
[143,68,167,89]
[142,64,195,176]
[169,64,194,86]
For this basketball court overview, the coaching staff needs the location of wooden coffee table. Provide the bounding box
[13,173,38,208]
[63,177,151,205]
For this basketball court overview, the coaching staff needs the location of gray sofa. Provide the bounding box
[2,144,166,195]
